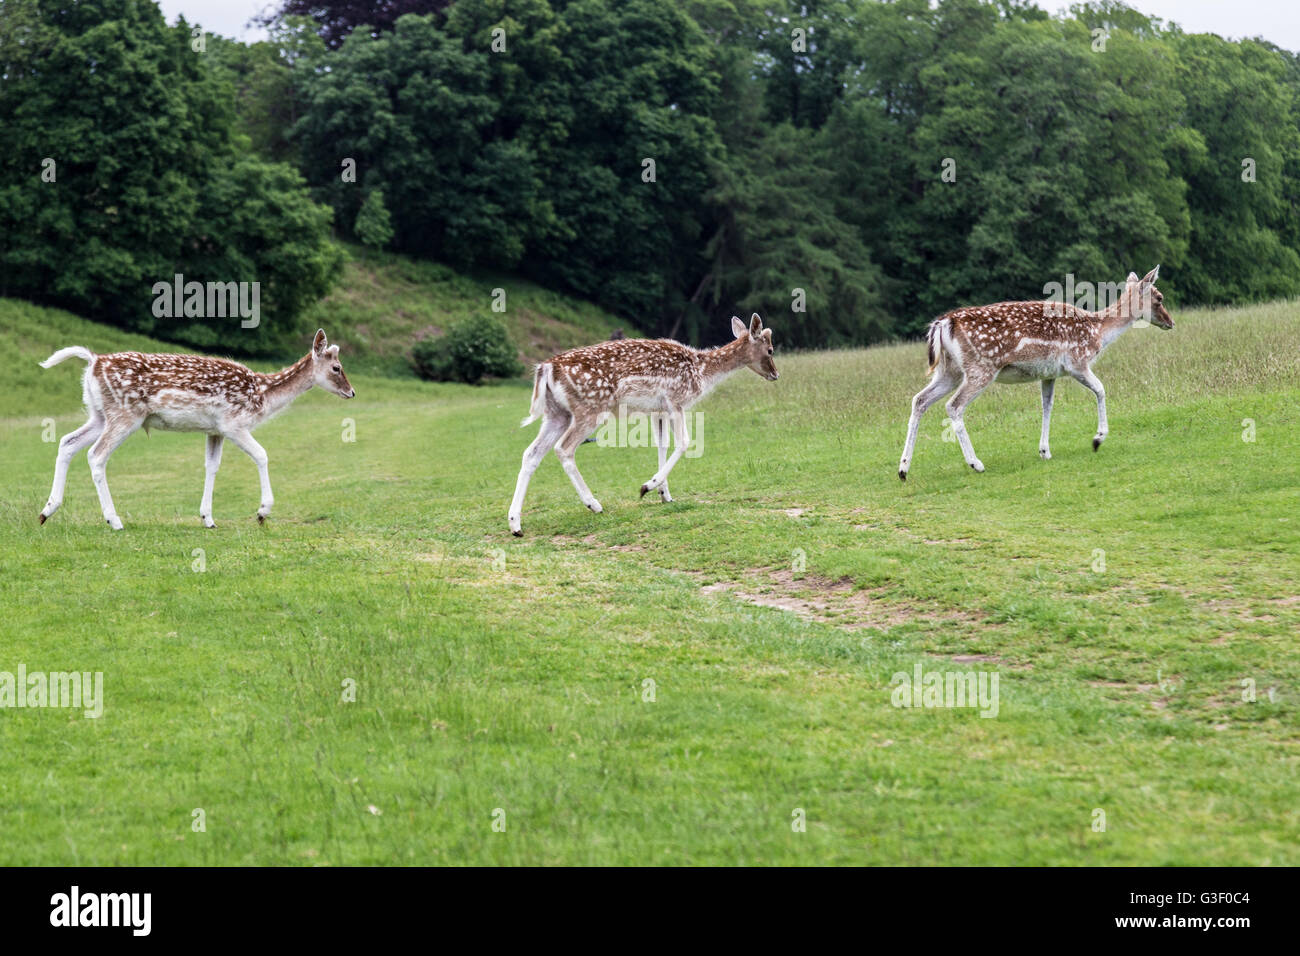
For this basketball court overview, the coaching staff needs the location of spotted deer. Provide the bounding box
[898,266,1173,479]
[508,314,779,535]
[38,329,354,530]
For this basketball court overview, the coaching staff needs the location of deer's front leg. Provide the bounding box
[1039,379,1055,460]
[653,413,672,502]
[640,407,687,497]
[227,430,273,522]
[1072,368,1108,450]
[200,433,224,528]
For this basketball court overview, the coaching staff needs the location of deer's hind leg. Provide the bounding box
[946,367,994,473]
[87,415,144,530]
[40,410,104,523]
[508,408,571,536]
[899,366,959,480]
[555,410,605,516]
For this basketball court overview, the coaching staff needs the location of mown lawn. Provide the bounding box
[0,297,1296,865]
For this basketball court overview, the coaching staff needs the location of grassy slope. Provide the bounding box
[0,296,1296,865]
[302,245,634,376]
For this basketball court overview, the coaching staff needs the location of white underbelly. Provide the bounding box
[617,393,667,412]
[996,360,1063,384]
[143,409,220,432]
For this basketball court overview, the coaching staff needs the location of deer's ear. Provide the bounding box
[1127,272,1140,284]
[731,316,748,339]
[327,344,340,357]
[1141,265,1160,287]
[749,313,762,337]
[313,329,328,355]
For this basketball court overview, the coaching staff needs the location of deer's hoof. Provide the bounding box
[38,512,47,525]
[1092,437,1103,451]
[898,469,907,482]
[107,518,124,531]
[257,513,266,525]
[587,500,603,514]
[511,529,523,537]
[639,484,650,498]
[1040,448,1051,460]
[202,517,215,529]
[970,460,985,473]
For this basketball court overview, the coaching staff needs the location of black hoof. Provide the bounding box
[257,514,266,524]
[1092,438,1101,451]
[898,470,907,482]
[38,513,46,525]
[511,529,523,537]
[639,484,650,498]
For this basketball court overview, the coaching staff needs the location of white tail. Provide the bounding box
[508,314,779,536]
[38,330,355,530]
[520,363,554,427]
[39,346,95,369]
[899,267,1173,480]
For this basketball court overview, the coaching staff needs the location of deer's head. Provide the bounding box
[312,329,356,398]
[730,313,779,381]
[1127,266,1173,330]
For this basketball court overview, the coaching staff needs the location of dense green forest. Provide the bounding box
[2,0,1298,354]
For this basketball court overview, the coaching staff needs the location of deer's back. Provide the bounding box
[91,352,263,424]
[551,339,699,407]
[943,301,1099,368]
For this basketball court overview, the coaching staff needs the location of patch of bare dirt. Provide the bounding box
[551,534,645,553]
[700,567,980,633]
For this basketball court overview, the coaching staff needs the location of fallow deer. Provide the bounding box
[38,329,354,529]
[508,314,779,535]
[898,266,1173,479]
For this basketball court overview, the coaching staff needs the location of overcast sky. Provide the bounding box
[158,0,1300,52]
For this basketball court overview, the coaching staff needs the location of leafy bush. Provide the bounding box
[410,314,523,384]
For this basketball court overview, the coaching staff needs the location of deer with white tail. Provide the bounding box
[898,266,1173,479]
[38,329,354,530]
[508,314,779,536]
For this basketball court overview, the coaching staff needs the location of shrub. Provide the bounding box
[354,190,394,249]
[411,314,523,384]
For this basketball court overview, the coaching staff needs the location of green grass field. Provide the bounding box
[0,296,1296,865]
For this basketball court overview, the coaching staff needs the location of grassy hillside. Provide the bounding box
[302,244,635,376]
[0,296,1296,865]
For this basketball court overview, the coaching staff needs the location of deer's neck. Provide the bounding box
[258,353,315,418]
[1095,294,1136,349]
[696,338,750,387]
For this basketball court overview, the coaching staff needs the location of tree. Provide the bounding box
[254,0,454,50]
[0,0,341,354]
[355,190,395,249]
